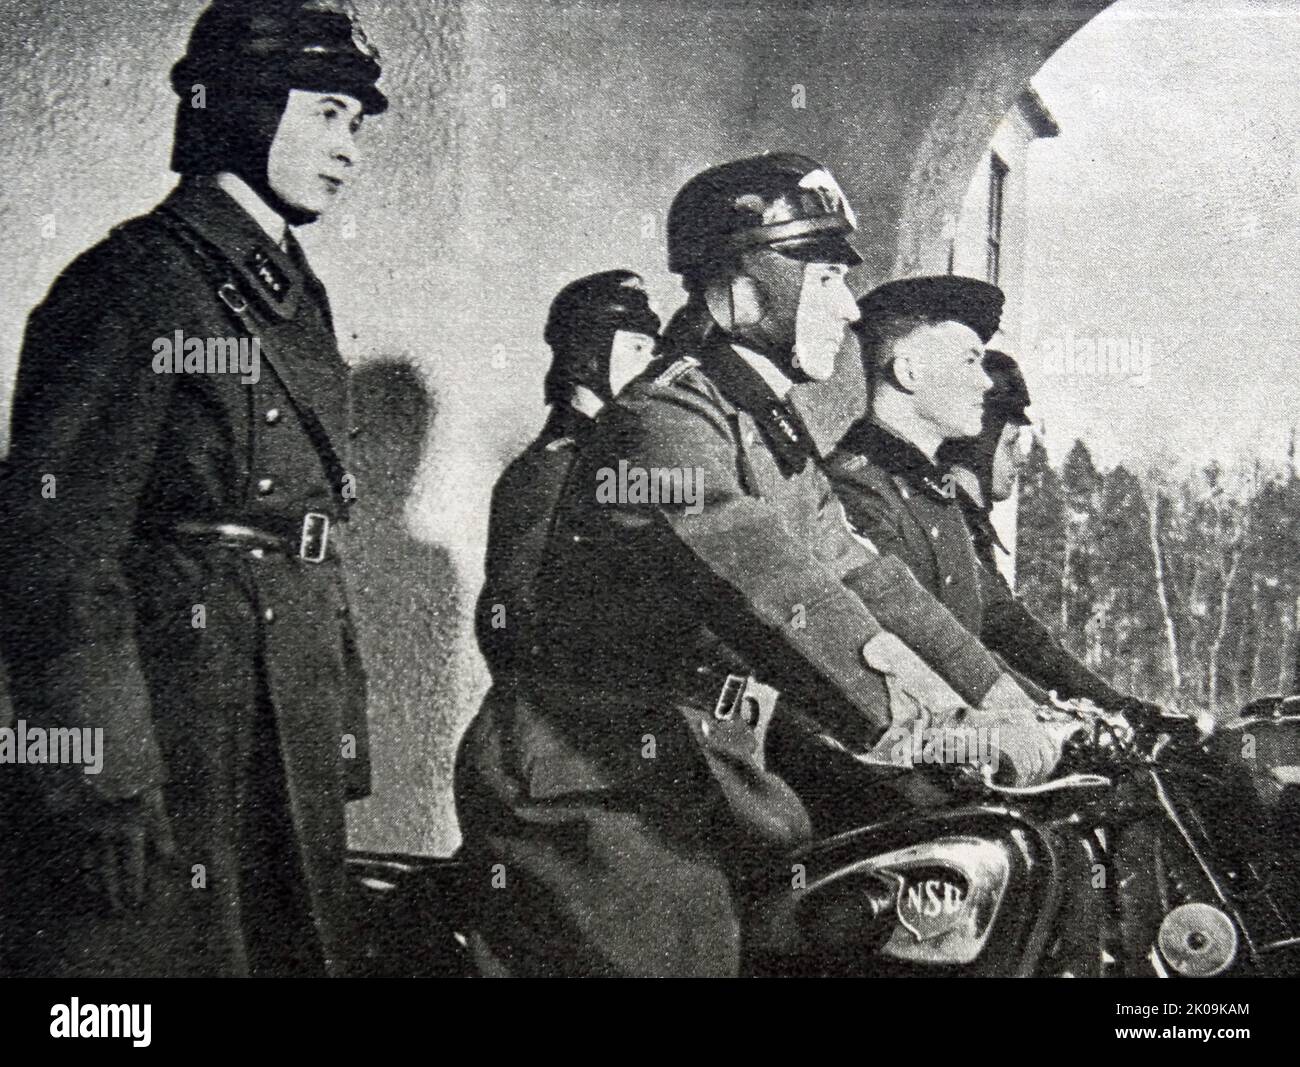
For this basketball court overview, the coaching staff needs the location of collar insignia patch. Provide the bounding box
[246,248,291,301]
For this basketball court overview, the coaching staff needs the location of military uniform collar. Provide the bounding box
[695,334,816,474]
[543,401,595,443]
[844,421,954,503]
[955,485,1009,555]
[160,177,302,320]
[731,343,795,399]
[215,173,288,249]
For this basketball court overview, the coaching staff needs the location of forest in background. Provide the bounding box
[1015,435,1300,717]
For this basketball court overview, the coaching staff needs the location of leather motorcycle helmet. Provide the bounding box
[981,348,1032,428]
[542,270,662,405]
[170,0,387,226]
[667,152,862,288]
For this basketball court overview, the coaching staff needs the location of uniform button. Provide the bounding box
[262,607,276,623]
[257,478,275,495]
[249,547,265,561]
[900,487,910,500]
[930,525,940,539]
[265,408,281,425]
[944,574,954,586]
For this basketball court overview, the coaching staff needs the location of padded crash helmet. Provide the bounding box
[543,270,661,352]
[171,0,388,117]
[543,270,662,403]
[667,152,862,285]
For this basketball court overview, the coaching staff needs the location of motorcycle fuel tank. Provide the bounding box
[745,806,1061,977]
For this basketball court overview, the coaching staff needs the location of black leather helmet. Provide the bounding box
[171,0,387,116]
[982,349,1032,427]
[667,152,862,283]
[544,270,661,351]
[543,271,661,404]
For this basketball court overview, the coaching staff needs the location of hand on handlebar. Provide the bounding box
[962,674,1079,787]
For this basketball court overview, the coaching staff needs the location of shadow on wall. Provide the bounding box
[0,360,466,854]
[343,358,469,856]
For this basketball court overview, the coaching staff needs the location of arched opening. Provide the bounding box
[945,0,1300,720]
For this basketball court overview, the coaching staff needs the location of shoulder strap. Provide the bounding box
[155,207,353,515]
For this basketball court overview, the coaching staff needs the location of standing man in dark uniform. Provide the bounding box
[454,155,1063,977]
[0,0,387,977]
[476,270,660,676]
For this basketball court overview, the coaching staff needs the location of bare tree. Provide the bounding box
[1144,486,1183,700]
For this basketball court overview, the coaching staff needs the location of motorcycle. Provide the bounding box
[344,697,1300,977]
[744,695,1300,977]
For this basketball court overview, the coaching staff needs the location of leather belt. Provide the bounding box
[510,662,780,725]
[169,513,333,563]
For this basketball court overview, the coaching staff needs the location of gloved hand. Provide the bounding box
[48,779,176,912]
[961,673,1074,787]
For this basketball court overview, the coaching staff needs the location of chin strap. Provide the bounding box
[242,171,319,228]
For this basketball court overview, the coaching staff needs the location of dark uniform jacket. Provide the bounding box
[454,328,1015,977]
[475,403,592,677]
[0,178,367,976]
[827,424,1126,709]
[954,488,1128,710]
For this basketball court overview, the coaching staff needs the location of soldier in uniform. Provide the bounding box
[828,276,1004,637]
[476,271,660,677]
[0,0,387,977]
[937,349,1153,713]
[828,279,1149,715]
[454,154,1064,978]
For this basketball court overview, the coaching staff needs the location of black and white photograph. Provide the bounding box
[0,0,1296,1027]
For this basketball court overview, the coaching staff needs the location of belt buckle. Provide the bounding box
[713,674,747,722]
[300,512,330,563]
[218,282,248,315]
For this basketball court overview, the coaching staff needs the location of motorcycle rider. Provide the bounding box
[475,270,661,676]
[828,279,1153,718]
[454,153,1064,977]
[828,276,1008,639]
[936,348,1160,715]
